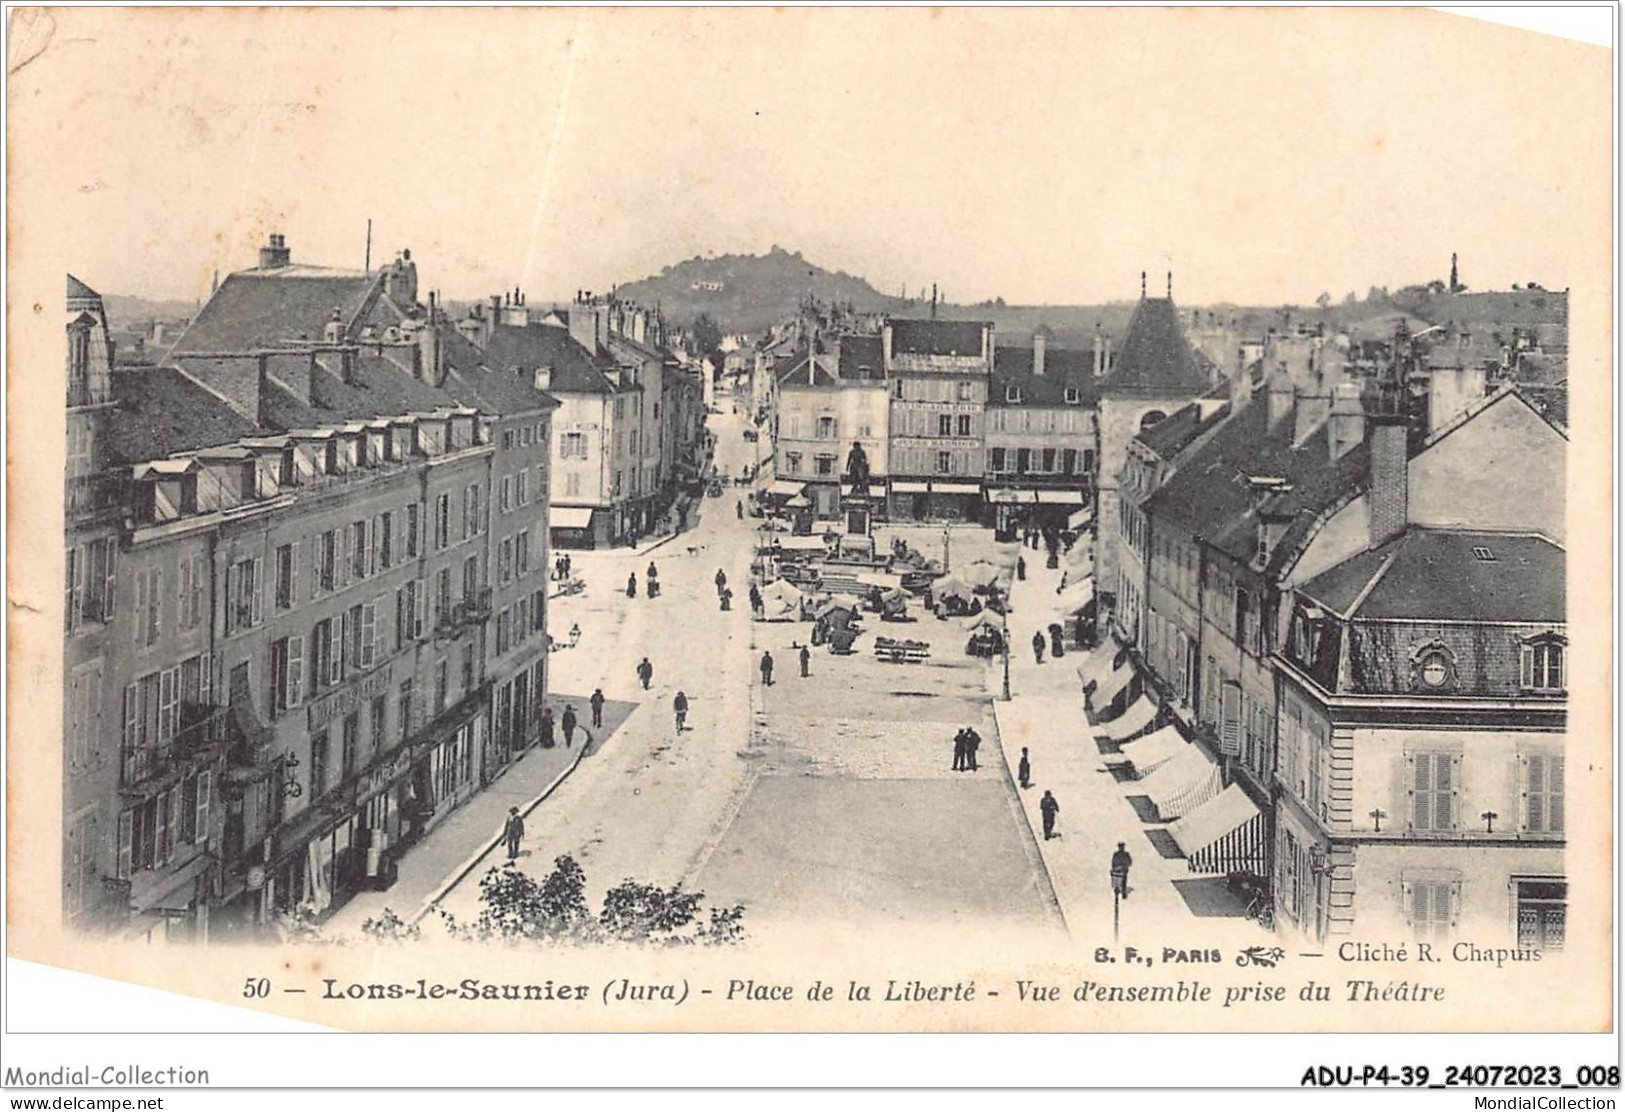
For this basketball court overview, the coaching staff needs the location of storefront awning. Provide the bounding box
[550,506,594,530]
[1119,724,1190,777]
[766,480,805,498]
[1141,745,1222,821]
[1091,657,1135,710]
[985,488,1038,504]
[1067,506,1095,530]
[1169,784,1268,874]
[1094,693,1157,741]
[1036,489,1085,504]
[890,480,930,494]
[936,481,981,495]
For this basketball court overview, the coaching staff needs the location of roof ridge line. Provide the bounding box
[1342,537,1408,619]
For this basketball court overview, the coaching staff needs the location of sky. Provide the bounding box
[11,7,1611,309]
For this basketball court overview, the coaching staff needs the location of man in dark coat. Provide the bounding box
[1040,790,1060,840]
[561,704,578,747]
[503,807,525,860]
[760,651,774,686]
[715,568,728,595]
[1018,747,1031,789]
[1032,630,1046,664]
[964,727,982,771]
[1111,842,1134,898]
[539,707,556,749]
[799,643,811,678]
[589,688,606,729]
[627,572,638,598]
[674,691,689,733]
[637,657,654,690]
[952,729,967,772]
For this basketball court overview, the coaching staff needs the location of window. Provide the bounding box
[501,475,513,513]
[1016,448,1031,474]
[516,530,530,577]
[957,415,972,437]
[893,379,905,399]
[989,448,1007,472]
[1523,754,1565,833]
[1515,879,1566,949]
[498,538,514,585]
[397,679,414,743]
[515,597,530,645]
[435,493,451,549]
[65,547,82,632]
[342,712,360,780]
[275,544,296,610]
[1520,637,1565,691]
[1405,879,1457,939]
[562,432,587,459]
[817,416,836,440]
[313,617,342,687]
[378,512,393,568]
[1005,384,1021,403]
[133,567,162,647]
[520,425,533,447]
[815,455,835,477]
[405,504,421,558]
[936,451,952,474]
[462,555,480,602]
[67,662,104,771]
[436,568,453,624]
[269,635,303,715]
[359,600,378,669]
[1408,752,1458,832]
[531,589,547,632]
[370,694,386,755]
[463,483,483,539]
[496,609,512,655]
[956,381,974,401]
[1062,448,1078,475]
[1064,386,1081,404]
[517,470,530,506]
[435,660,449,714]
[937,414,953,436]
[310,730,330,798]
[1139,410,1167,432]
[350,521,370,580]
[502,430,515,451]
[224,557,262,636]
[396,580,424,648]
[84,538,117,624]
[1040,448,1057,473]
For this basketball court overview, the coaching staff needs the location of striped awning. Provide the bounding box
[1169,785,1268,875]
[1141,745,1222,820]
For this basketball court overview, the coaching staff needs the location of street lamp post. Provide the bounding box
[1001,632,1011,701]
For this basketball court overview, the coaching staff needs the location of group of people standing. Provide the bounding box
[551,553,574,581]
[629,562,661,599]
[951,726,983,772]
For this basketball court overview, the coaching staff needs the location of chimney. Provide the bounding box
[258,233,291,270]
[1329,382,1365,460]
[881,323,893,369]
[1426,364,1487,434]
[1091,325,1104,377]
[1032,329,1046,377]
[1228,361,1251,410]
[568,293,601,354]
[1367,413,1409,546]
[1140,271,1147,299]
[1293,387,1331,446]
[1266,364,1295,431]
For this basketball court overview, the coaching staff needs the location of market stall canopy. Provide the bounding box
[766,480,805,498]
[932,575,976,602]
[550,506,594,530]
[784,494,812,508]
[878,586,909,602]
[962,610,1007,631]
[1169,785,1267,874]
[1141,745,1222,820]
[1057,576,1095,612]
[856,571,905,590]
[759,579,804,621]
[771,535,829,552]
[1067,506,1095,530]
[961,559,1008,588]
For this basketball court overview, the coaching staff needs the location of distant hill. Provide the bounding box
[101,293,199,330]
[611,246,904,335]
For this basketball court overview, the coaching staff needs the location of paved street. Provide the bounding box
[343,409,1063,941]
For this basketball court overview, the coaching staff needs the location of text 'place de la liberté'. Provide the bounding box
[60,232,1568,959]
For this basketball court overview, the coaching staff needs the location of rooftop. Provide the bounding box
[482,323,628,395]
[1134,398,1231,459]
[107,366,259,465]
[989,345,1100,407]
[889,318,987,358]
[1300,528,1564,624]
[1100,297,1211,394]
[170,269,385,355]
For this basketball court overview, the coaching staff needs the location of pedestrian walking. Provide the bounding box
[562,704,578,747]
[720,587,732,611]
[715,568,728,595]
[799,643,811,678]
[1040,790,1060,840]
[1017,555,1026,581]
[750,585,763,614]
[569,622,581,648]
[1018,747,1031,789]
[1110,842,1133,899]
[589,688,605,729]
[503,807,525,860]
[540,706,556,749]
[648,561,659,582]
[964,726,982,771]
[736,500,744,520]
[1049,624,1065,660]
[674,691,689,733]
[951,728,967,772]
[760,651,775,686]
[1032,630,1046,664]
[562,554,572,578]
[626,572,637,598]
[637,657,653,690]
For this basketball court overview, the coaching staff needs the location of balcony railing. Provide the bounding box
[66,472,126,522]
[121,705,234,788]
[464,587,493,622]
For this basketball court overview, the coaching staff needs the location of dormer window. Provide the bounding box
[1409,640,1458,692]
[1006,384,1022,403]
[1064,387,1081,404]
[1519,633,1566,692]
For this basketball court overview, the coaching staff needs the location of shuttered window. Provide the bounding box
[1523,754,1565,834]
[1407,752,1459,832]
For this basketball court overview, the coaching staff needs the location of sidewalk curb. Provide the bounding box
[990,699,1071,938]
[410,732,599,925]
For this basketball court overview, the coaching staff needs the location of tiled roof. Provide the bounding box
[989,345,1099,407]
[889,318,987,357]
[67,274,100,302]
[1143,400,1370,572]
[106,366,259,464]
[439,328,559,415]
[1135,399,1230,459]
[1100,297,1211,394]
[774,352,837,388]
[1301,528,1563,623]
[259,353,464,428]
[170,270,383,354]
[837,334,884,378]
[482,323,627,395]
